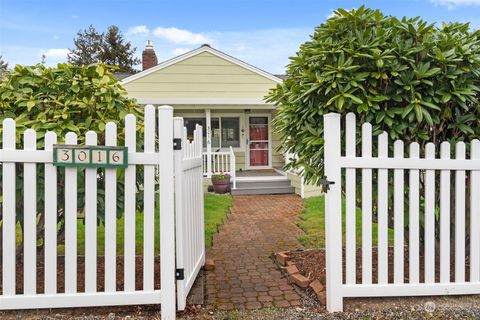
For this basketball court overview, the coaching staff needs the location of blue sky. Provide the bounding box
[1,0,479,74]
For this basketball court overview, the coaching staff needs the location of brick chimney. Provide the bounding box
[142,40,158,71]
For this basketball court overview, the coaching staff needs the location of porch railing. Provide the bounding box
[202,147,236,189]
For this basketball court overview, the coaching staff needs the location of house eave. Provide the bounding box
[135,98,276,109]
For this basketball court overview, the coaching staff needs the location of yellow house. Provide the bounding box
[121,42,321,197]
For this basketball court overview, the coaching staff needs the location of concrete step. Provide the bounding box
[231,185,295,195]
[234,180,291,189]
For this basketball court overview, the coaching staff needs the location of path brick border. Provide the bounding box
[275,251,327,306]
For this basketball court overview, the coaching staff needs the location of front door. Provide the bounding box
[247,116,270,168]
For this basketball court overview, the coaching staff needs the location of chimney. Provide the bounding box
[142,40,158,71]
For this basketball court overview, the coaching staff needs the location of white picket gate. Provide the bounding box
[0,105,204,319]
[324,113,480,311]
[173,118,205,311]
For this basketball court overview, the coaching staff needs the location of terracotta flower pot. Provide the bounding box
[211,175,231,194]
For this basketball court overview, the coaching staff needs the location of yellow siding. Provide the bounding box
[173,109,284,171]
[123,51,278,100]
[287,172,323,198]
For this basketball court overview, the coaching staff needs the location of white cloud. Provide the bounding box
[1,46,70,67]
[53,35,60,40]
[431,0,480,8]
[43,48,69,59]
[203,28,311,74]
[127,25,150,36]
[127,27,313,74]
[153,27,211,45]
[172,48,191,56]
[40,48,69,66]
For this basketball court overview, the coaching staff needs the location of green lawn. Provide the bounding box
[297,196,393,249]
[18,193,232,256]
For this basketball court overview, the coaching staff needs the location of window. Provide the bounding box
[184,116,240,149]
[221,117,240,148]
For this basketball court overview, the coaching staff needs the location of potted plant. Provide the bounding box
[211,173,231,194]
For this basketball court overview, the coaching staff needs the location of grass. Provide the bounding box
[297,196,393,249]
[203,193,233,247]
[16,193,233,256]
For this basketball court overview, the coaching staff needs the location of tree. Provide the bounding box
[0,63,143,255]
[0,55,8,76]
[102,25,140,73]
[269,7,480,184]
[68,25,140,73]
[68,25,104,67]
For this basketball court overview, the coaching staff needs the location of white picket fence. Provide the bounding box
[0,105,204,320]
[324,113,480,311]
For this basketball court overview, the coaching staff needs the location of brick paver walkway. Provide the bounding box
[205,194,304,310]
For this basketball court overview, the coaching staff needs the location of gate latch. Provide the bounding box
[176,268,185,280]
[319,177,335,193]
[173,138,182,150]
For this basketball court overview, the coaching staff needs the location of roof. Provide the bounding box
[114,72,135,80]
[121,44,284,85]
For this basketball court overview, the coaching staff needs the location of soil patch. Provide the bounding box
[290,246,471,286]
[289,247,480,316]
[0,255,161,294]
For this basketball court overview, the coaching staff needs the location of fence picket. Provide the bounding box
[104,122,117,292]
[158,106,176,319]
[361,123,372,284]
[44,131,58,294]
[455,142,466,282]
[2,119,16,296]
[409,143,420,284]
[345,113,356,285]
[424,143,435,284]
[143,105,155,291]
[124,114,137,292]
[377,132,388,284]
[23,129,37,294]
[65,132,78,293]
[471,140,480,282]
[323,113,343,311]
[440,142,451,283]
[393,140,404,284]
[85,131,98,293]
[174,117,186,310]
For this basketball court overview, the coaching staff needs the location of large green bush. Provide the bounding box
[0,63,143,254]
[269,7,480,184]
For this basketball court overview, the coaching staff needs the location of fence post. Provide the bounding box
[323,113,343,312]
[158,106,176,320]
[206,109,212,178]
[173,117,186,311]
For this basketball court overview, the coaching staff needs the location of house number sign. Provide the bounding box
[53,145,128,168]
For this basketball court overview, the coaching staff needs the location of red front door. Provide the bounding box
[248,117,269,167]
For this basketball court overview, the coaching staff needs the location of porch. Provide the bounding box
[202,149,295,194]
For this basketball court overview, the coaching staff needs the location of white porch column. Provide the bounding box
[206,109,212,177]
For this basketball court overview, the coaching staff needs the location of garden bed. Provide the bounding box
[0,256,161,294]
[289,247,472,291]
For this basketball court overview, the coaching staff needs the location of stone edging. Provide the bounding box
[275,251,326,305]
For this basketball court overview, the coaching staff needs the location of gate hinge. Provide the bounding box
[176,268,185,280]
[173,138,182,150]
[319,176,335,193]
